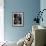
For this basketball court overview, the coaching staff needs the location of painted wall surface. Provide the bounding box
[4,0,40,42]
[40,0,46,27]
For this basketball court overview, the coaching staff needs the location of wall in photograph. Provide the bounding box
[4,0,40,42]
[40,0,46,27]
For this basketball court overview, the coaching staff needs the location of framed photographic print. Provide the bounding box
[12,12,24,27]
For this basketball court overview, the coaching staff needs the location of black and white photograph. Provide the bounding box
[12,12,24,26]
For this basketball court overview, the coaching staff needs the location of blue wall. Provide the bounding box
[40,0,46,27]
[4,0,40,42]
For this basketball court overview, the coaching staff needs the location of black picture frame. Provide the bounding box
[12,12,24,27]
